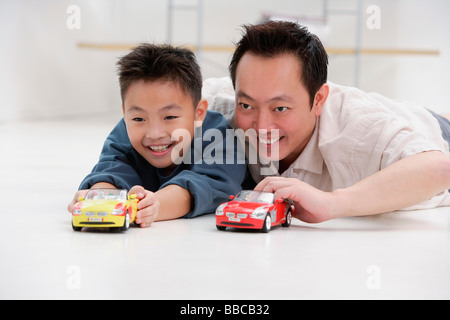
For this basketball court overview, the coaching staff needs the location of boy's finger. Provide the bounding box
[136,205,159,225]
[129,185,146,199]
[137,191,159,210]
[68,190,89,213]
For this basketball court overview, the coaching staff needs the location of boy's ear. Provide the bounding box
[312,83,329,117]
[194,99,208,127]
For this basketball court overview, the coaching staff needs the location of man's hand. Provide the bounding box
[129,185,160,228]
[255,177,337,223]
[256,151,450,223]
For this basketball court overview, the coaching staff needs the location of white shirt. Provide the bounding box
[203,77,450,209]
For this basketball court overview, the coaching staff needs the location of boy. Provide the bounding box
[68,44,247,227]
[204,21,450,223]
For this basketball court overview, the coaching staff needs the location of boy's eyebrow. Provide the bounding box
[126,104,183,113]
[127,105,147,113]
[160,104,183,112]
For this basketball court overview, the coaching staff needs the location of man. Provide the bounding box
[204,21,450,223]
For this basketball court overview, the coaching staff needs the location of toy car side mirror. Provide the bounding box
[77,196,85,202]
[128,194,137,200]
[229,195,235,200]
[275,198,283,204]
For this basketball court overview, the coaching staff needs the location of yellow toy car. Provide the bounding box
[72,188,139,231]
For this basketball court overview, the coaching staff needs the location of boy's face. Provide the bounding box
[123,79,207,172]
[234,52,328,170]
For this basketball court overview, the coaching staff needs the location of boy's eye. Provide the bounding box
[164,115,178,120]
[132,117,145,122]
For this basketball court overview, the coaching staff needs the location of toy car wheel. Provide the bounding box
[282,210,292,227]
[121,213,130,231]
[216,225,226,231]
[72,223,82,232]
[261,214,271,233]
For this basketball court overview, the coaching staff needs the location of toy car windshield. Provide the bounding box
[84,188,128,201]
[235,190,274,204]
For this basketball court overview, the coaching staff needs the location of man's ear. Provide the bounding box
[312,83,329,117]
[194,99,208,127]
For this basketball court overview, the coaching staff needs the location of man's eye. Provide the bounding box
[275,106,288,112]
[239,103,252,110]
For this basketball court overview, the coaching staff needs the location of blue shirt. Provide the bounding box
[79,110,248,218]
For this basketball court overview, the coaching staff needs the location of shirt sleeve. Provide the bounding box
[78,119,145,190]
[320,86,450,209]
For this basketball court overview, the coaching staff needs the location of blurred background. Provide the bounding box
[1,0,449,123]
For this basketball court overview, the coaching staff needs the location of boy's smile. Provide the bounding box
[123,79,207,173]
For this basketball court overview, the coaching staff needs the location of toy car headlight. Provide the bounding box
[215,203,227,216]
[251,206,268,219]
[111,208,125,215]
[72,209,82,215]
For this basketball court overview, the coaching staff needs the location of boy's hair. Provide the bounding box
[229,21,328,108]
[117,43,202,106]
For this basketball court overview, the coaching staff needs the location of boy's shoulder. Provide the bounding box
[202,110,231,131]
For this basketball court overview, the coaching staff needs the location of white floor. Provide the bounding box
[1,116,449,300]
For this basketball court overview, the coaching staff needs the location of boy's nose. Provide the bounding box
[145,122,166,140]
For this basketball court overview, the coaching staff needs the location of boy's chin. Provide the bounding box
[150,160,178,173]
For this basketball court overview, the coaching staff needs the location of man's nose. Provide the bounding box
[254,109,277,132]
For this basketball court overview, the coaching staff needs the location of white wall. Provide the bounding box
[1,0,449,122]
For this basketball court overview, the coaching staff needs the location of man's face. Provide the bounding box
[234,53,325,170]
[123,79,206,172]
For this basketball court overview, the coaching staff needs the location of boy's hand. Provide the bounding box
[67,189,89,214]
[129,185,160,228]
[67,182,116,214]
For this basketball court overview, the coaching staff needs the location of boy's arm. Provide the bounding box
[154,185,192,221]
[256,151,450,223]
[78,119,144,191]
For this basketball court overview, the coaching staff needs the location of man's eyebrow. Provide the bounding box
[236,90,256,102]
[267,94,294,103]
[236,91,294,104]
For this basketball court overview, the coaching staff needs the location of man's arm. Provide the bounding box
[256,151,450,223]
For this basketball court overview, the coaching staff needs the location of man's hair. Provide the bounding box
[117,43,202,106]
[229,21,328,108]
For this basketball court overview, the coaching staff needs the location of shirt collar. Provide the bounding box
[249,118,324,182]
[288,118,324,175]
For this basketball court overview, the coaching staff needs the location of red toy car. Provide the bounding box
[215,190,293,232]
